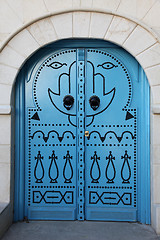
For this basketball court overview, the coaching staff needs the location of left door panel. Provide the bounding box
[25,49,77,220]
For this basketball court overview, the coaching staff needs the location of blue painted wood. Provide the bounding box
[14,68,25,221]
[24,49,77,220]
[137,67,150,224]
[76,49,85,220]
[14,39,150,223]
[85,49,139,221]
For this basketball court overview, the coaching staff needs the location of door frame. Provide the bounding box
[14,39,150,223]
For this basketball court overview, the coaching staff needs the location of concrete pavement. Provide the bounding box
[1,221,160,240]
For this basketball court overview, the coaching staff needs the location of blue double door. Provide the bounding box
[25,47,141,221]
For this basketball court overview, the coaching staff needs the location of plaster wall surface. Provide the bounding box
[0,0,160,235]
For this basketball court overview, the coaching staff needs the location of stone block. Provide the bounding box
[28,19,57,47]
[152,145,160,165]
[0,33,10,45]
[44,0,72,13]
[0,145,10,164]
[0,46,25,69]
[105,16,136,45]
[157,206,160,235]
[79,0,93,8]
[23,0,48,23]
[72,0,80,8]
[0,163,10,202]
[117,0,156,20]
[145,65,160,87]
[0,64,17,85]
[137,43,160,69]
[73,12,91,37]
[27,23,47,46]
[0,85,12,106]
[6,0,23,22]
[0,115,11,145]
[0,0,22,34]
[92,0,120,12]
[153,27,160,38]
[143,0,160,28]
[151,85,160,105]
[36,18,57,45]
[50,13,72,39]
[89,13,112,38]
[152,114,160,145]
[153,165,160,204]
[123,25,156,56]
[8,29,40,58]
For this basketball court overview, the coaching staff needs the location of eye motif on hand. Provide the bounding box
[48,62,67,69]
[97,62,118,70]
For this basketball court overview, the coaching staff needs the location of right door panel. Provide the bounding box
[85,49,139,221]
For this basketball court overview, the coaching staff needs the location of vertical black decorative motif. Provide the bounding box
[63,151,73,183]
[48,150,59,183]
[34,151,44,183]
[90,151,101,183]
[121,150,131,183]
[105,151,116,183]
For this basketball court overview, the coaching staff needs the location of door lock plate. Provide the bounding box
[85,131,89,137]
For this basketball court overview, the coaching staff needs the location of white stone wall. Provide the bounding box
[0,0,160,234]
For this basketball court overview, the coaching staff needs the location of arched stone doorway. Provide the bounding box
[0,9,159,234]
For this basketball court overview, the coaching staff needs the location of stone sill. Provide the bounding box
[0,202,9,214]
[0,105,11,115]
[152,104,160,114]
[0,202,13,238]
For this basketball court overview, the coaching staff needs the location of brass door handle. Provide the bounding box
[85,131,89,137]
